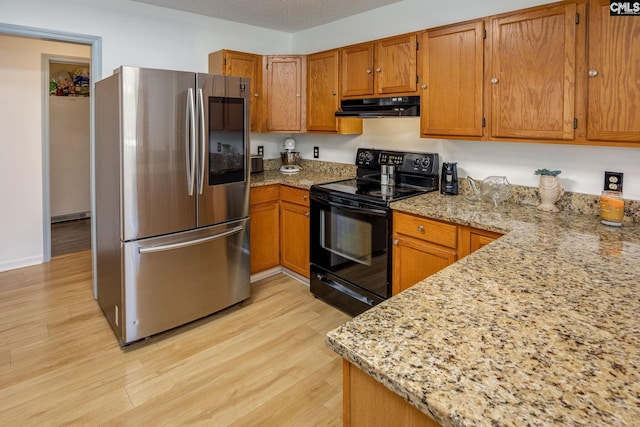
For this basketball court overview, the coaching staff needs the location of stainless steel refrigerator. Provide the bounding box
[95,66,251,345]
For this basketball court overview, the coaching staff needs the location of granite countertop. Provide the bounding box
[327,192,640,426]
[249,160,356,189]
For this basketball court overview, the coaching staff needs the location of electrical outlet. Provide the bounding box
[604,171,623,192]
[313,146,319,159]
[257,146,264,156]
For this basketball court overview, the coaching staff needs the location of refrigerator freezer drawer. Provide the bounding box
[119,219,249,344]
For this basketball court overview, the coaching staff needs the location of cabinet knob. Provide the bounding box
[421,84,427,89]
[303,195,308,200]
[393,239,399,245]
[588,70,598,77]
[376,67,382,72]
[491,77,499,84]
[254,93,259,97]
[304,212,310,217]
[366,69,372,74]
[332,91,336,95]
[417,225,424,232]
[296,93,301,98]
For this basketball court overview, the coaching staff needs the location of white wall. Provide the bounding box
[50,96,91,217]
[0,36,91,271]
[1,0,638,272]
[292,0,554,53]
[292,119,640,200]
[0,0,291,271]
[1,0,292,76]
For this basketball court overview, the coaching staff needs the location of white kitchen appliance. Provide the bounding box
[280,137,301,174]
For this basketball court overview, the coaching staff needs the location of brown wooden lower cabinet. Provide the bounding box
[249,186,280,274]
[343,360,441,427]
[250,185,311,278]
[392,211,503,294]
[279,186,310,278]
[458,226,503,258]
[392,212,458,295]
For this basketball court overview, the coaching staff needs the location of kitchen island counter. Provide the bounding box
[328,192,640,426]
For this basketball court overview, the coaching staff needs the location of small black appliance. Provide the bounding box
[440,162,458,195]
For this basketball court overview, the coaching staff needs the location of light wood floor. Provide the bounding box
[0,251,351,426]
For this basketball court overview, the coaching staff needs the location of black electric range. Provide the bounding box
[309,149,439,316]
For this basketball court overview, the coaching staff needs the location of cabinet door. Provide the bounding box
[209,50,263,132]
[250,202,280,274]
[421,21,484,138]
[280,201,310,278]
[266,55,305,132]
[587,0,640,142]
[490,4,576,140]
[458,226,502,258]
[307,50,340,132]
[250,186,279,274]
[375,34,418,95]
[341,43,374,97]
[392,238,456,295]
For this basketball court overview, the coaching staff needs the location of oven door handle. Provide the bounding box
[322,199,388,217]
[317,274,375,307]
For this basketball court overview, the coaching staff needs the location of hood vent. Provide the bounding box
[335,96,420,118]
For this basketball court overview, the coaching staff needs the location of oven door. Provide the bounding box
[310,193,390,299]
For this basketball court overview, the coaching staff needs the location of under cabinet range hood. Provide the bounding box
[335,96,420,118]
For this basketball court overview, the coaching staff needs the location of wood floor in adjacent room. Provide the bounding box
[0,251,351,426]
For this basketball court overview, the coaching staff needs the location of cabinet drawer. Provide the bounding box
[393,212,457,249]
[250,185,279,205]
[280,185,310,207]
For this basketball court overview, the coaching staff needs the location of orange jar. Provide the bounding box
[600,190,624,226]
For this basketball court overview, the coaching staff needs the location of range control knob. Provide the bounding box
[420,156,431,170]
[358,151,366,161]
[364,151,374,162]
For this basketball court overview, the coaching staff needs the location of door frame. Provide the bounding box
[0,23,102,296]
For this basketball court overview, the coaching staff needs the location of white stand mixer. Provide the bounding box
[280,138,301,174]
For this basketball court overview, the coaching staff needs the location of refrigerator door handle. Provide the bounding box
[138,225,244,254]
[197,88,206,195]
[186,88,196,196]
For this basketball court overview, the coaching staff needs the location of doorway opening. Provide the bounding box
[46,57,92,257]
[0,23,101,294]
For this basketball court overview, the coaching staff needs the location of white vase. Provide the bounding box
[537,175,564,212]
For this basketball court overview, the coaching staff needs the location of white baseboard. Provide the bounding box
[282,268,310,286]
[250,266,282,283]
[249,266,310,286]
[0,255,44,273]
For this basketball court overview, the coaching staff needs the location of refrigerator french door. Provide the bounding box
[95,66,251,345]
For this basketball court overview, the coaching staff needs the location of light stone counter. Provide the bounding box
[249,159,356,189]
[327,192,640,427]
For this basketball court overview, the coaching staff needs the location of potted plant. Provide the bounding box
[535,169,564,212]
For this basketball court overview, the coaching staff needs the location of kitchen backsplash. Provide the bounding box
[462,178,640,223]
[263,158,357,176]
[263,159,639,223]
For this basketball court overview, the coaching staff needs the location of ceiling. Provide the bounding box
[130,0,405,33]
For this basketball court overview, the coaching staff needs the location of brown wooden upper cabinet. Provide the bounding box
[587,0,640,143]
[341,33,418,98]
[420,21,485,139]
[265,55,306,132]
[489,4,577,141]
[208,49,263,132]
[306,50,363,134]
